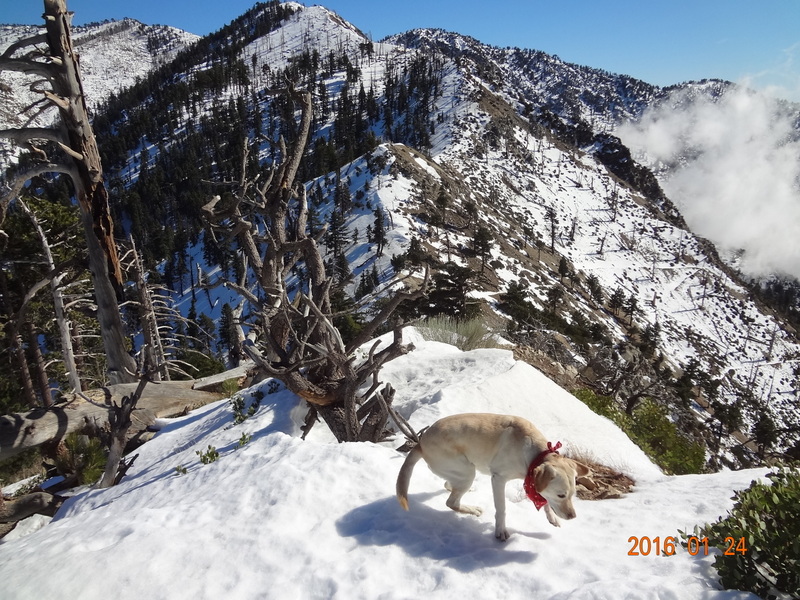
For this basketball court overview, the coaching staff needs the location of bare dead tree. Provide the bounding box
[121,239,204,382]
[0,0,136,383]
[123,237,169,381]
[16,196,82,393]
[201,84,426,442]
[92,349,155,488]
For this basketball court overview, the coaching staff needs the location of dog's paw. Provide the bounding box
[495,526,510,541]
[544,505,561,527]
[462,504,482,517]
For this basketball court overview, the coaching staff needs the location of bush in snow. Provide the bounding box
[573,390,705,475]
[54,433,106,485]
[683,467,799,599]
[419,317,501,351]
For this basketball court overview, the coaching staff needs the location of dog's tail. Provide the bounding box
[396,444,424,511]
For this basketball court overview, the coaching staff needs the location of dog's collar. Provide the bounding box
[523,441,562,510]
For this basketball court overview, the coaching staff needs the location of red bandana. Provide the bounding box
[523,441,562,510]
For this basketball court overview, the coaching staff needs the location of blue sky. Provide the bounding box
[2,0,799,99]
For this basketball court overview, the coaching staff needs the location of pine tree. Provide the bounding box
[218,303,236,353]
[546,285,564,314]
[372,206,388,256]
[326,209,349,258]
[609,287,626,315]
[558,256,570,282]
[473,225,493,271]
[586,274,603,307]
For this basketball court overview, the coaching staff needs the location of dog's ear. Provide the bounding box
[566,459,597,490]
[534,464,555,491]
[571,460,590,477]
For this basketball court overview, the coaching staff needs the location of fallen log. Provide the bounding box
[0,491,64,540]
[0,492,63,524]
[0,381,223,462]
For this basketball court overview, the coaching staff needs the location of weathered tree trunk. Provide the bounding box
[129,238,168,381]
[0,492,63,525]
[14,337,38,408]
[202,86,426,443]
[40,0,136,384]
[97,373,149,488]
[27,322,52,408]
[0,1,136,384]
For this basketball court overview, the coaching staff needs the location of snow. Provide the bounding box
[0,332,765,599]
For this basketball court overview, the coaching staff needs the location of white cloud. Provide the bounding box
[618,84,800,279]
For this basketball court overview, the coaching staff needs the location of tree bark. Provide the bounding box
[97,372,150,488]
[129,237,168,381]
[39,0,136,383]
[0,2,136,384]
[26,322,52,408]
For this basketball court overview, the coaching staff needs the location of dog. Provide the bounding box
[396,413,592,540]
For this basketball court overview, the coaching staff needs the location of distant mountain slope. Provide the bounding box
[0,18,198,135]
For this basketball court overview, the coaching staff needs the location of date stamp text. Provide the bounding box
[627,536,748,557]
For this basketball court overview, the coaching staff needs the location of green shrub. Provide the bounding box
[628,400,705,475]
[229,393,262,426]
[196,445,219,464]
[55,433,106,485]
[573,390,705,475]
[171,349,225,380]
[220,378,240,397]
[681,467,800,599]
[572,389,620,422]
[419,317,501,351]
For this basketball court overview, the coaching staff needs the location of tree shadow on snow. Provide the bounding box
[336,491,542,572]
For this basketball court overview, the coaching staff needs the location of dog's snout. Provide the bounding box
[553,502,576,520]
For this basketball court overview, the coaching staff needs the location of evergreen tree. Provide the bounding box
[435,188,450,228]
[326,209,349,258]
[609,287,626,315]
[218,303,237,354]
[547,285,564,314]
[586,274,603,306]
[624,294,639,325]
[473,225,493,271]
[422,262,479,321]
[372,206,388,256]
[558,256,570,282]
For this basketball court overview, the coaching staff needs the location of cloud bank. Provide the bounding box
[617,84,800,279]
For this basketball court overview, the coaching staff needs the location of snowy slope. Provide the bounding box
[0,332,766,599]
[0,18,197,167]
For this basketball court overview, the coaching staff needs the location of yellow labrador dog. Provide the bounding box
[396,413,591,540]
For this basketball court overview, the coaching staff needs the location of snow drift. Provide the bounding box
[0,332,765,599]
